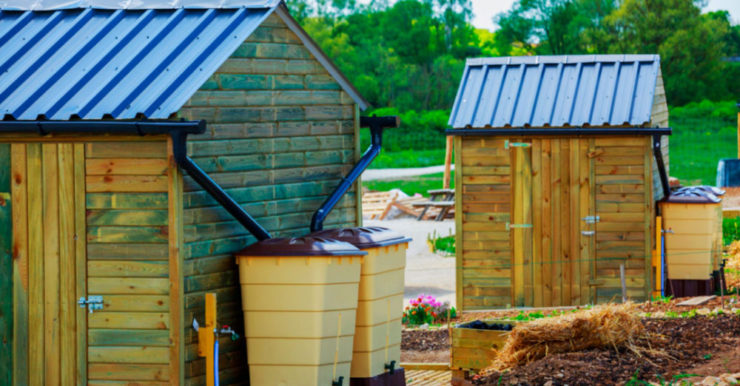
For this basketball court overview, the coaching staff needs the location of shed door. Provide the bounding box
[10,143,88,385]
[510,138,596,307]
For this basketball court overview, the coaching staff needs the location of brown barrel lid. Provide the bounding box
[309,227,412,249]
[236,236,366,257]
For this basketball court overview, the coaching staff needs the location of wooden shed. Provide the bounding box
[0,1,368,384]
[448,55,671,311]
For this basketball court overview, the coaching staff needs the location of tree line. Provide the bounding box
[286,0,739,111]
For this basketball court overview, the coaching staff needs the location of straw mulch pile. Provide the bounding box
[482,303,652,373]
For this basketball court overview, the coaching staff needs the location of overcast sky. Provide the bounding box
[471,0,740,30]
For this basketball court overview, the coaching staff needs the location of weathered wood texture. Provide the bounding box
[457,136,652,310]
[85,141,173,384]
[650,69,670,201]
[177,13,360,384]
[8,143,87,385]
[0,144,11,384]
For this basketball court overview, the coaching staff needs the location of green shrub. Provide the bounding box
[723,217,740,246]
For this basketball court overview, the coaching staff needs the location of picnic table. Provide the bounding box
[412,188,455,221]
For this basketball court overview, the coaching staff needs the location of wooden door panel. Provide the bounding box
[11,143,86,386]
[511,138,595,307]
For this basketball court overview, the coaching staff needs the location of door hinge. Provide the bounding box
[504,140,532,149]
[79,295,104,313]
[506,222,533,231]
[582,215,600,224]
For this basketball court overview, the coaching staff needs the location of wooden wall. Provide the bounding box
[592,137,653,303]
[456,135,653,310]
[0,144,11,384]
[651,69,670,200]
[178,12,360,384]
[84,140,175,384]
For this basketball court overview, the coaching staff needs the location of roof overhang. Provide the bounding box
[445,127,672,136]
[0,119,206,135]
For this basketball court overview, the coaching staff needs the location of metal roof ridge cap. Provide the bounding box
[0,0,282,10]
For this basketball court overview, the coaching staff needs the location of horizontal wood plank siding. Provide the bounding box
[458,138,512,310]
[178,13,360,383]
[85,141,172,383]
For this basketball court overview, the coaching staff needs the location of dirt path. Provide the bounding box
[362,164,455,181]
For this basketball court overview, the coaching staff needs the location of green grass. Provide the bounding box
[368,149,448,169]
[668,101,737,185]
[362,171,454,197]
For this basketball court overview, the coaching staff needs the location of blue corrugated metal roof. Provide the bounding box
[448,55,661,129]
[0,6,275,120]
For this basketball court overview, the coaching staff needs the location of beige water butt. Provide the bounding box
[236,237,366,386]
[311,227,410,385]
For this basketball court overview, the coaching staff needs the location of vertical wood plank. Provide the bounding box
[167,138,183,385]
[74,143,88,386]
[11,144,29,386]
[26,143,44,385]
[0,144,12,385]
[643,137,653,300]
[551,140,561,306]
[58,144,77,386]
[42,144,61,386]
[589,138,596,304]
[561,139,571,305]
[541,140,552,307]
[531,139,542,307]
[454,136,464,311]
[579,139,591,304]
[511,142,531,307]
[522,145,533,307]
[570,138,581,305]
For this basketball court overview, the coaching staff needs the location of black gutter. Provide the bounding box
[310,115,399,232]
[445,127,672,136]
[653,134,671,199]
[0,119,272,241]
[170,130,271,240]
[0,120,206,135]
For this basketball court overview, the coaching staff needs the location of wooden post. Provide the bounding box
[198,293,217,386]
[443,135,453,189]
[620,264,627,303]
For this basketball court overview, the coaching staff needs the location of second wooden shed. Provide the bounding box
[448,55,671,310]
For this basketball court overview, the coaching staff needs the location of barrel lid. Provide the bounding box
[310,227,412,249]
[666,186,722,204]
[236,237,367,257]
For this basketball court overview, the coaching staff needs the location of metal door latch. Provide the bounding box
[581,230,595,236]
[504,140,532,149]
[582,216,600,224]
[78,296,104,313]
[506,222,533,231]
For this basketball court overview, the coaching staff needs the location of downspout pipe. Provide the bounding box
[653,134,671,199]
[310,115,400,232]
[171,130,271,241]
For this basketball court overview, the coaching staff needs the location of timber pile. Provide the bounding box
[361,191,399,219]
[482,303,647,372]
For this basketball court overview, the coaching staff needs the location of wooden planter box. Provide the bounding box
[451,320,518,379]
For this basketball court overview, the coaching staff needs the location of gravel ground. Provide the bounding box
[365,218,457,307]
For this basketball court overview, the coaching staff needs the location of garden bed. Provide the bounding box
[474,314,740,385]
